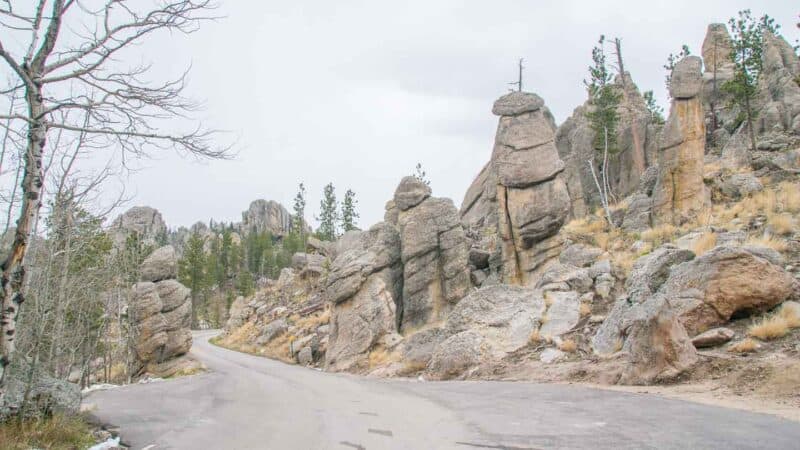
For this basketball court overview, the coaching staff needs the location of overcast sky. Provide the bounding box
[114,1,798,230]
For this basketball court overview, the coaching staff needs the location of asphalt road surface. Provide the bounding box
[87,331,800,449]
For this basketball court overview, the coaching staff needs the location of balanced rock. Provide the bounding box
[109,206,167,249]
[140,245,178,282]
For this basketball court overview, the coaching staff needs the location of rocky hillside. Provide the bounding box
[215,22,800,408]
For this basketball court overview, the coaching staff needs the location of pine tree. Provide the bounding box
[643,91,665,125]
[316,183,339,241]
[292,182,307,236]
[340,189,359,232]
[722,10,780,152]
[413,163,430,186]
[584,35,621,154]
[178,232,207,327]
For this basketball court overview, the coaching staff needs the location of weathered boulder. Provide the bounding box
[719,172,763,199]
[395,178,470,330]
[653,56,707,225]
[559,244,603,268]
[539,291,580,338]
[140,246,178,282]
[659,246,799,335]
[426,330,485,380]
[291,252,326,278]
[297,346,314,366]
[0,358,81,418]
[401,328,447,369]
[224,296,247,331]
[443,285,545,356]
[325,223,402,372]
[692,327,735,348]
[618,295,699,385]
[258,319,288,345]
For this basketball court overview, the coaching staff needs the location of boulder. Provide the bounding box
[140,246,178,282]
[539,291,580,338]
[660,246,799,335]
[443,285,545,356]
[325,223,402,372]
[619,295,698,385]
[401,328,447,369]
[669,56,703,99]
[426,330,485,380]
[491,91,545,116]
[719,172,763,199]
[393,176,432,211]
[109,206,167,249]
[692,327,735,348]
[156,279,191,312]
[540,348,567,364]
[297,346,314,366]
[559,244,602,268]
[259,319,288,344]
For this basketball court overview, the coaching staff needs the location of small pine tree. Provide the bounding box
[178,231,207,327]
[643,90,665,125]
[413,163,430,186]
[340,189,359,232]
[664,45,691,93]
[292,182,306,236]
[316,183,339,241]
[722,10,780,152]
[584,35,621,154]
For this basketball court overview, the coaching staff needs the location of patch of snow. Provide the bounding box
[82,383,118,394]
[88,436,120,450]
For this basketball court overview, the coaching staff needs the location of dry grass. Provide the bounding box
[611,251,637,277]
[579,302,592,317]
[529,329,541,344]
[748,314,791,341]
[767,213,795,235]
[564,217,607,237]
[399,360,429,376]
[558,339,577,353]
[745,235,789,252]
[691,231,717,256]
[0,414,96,450]
[368,347,399,369]
[641,224,677,246]
[292,308,331,332]
[728,338,761,353]
[778,302,800,328]
[776,181,800,213]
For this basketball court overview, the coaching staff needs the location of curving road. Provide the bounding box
[87,331,800,449]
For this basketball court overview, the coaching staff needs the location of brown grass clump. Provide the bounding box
[777,181,800,213]
[0,414,96,450]
[767,213,795,235]
[778,302,800,329]
[748,315,791,341]
[579,302,592,317]
[564,217,606,237]
[368,347,399,369]
[728,338,761,354]
[745,235,788,252]
[641,224,677,246]
[529,329,541,344]
[691,231,718,255]
[611,251,637,277]
[558,339,577,353]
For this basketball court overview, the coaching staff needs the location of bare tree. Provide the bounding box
[0,0,230,404]
[508,58,524,92]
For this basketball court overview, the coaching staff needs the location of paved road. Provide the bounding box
[88,331,800,449]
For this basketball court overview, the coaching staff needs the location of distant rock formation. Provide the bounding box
[129,245,198,377]
[391,177,470,330]
[701,23,737,150]
[240,199,294,236]
[556,73,662,218]
[462,91,570,285]
[653,56,707,225]
[109,206,167,249]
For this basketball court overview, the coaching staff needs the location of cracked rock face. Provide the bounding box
[324,223,402,372]
[241,199,294,236]
[395,177,470,330]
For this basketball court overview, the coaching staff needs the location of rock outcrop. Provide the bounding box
[461,92,571,286]
[240,199,294,236]
[653,56,707,225]
[392,177,470,330]
[109,206,167,249]
[324,223,402,371]
[129,245,196,377]
[556,74,662,218]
